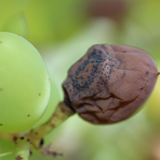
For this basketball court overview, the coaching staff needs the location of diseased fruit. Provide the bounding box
[0,32,50,132]
[63,44,159,124]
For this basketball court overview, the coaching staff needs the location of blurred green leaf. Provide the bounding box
[2,13,28,38]
[23,0,87,45]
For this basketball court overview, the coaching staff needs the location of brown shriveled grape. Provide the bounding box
[63,44,159,124]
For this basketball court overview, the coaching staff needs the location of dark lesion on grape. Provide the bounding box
[20,137,24,140]
[0,124,2,126]
[13,136,18,143]
[51,123,55,128]
[0,88,3,91]
[38,93,41,96]
[0,41,2,43]
[27,114,30,117]
[39,138,44,147]
[29,151,33,156]
[16,155,23,160]
[35,132,38,135]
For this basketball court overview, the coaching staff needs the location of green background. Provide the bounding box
[0,0,160,159]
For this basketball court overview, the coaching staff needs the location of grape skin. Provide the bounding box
[0,32,50,132]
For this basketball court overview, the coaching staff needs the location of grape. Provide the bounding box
[63,44,158,124]
[35,76,60,126]
[0,32,50,132]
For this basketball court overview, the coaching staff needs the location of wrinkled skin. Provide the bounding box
[63,44,159,124]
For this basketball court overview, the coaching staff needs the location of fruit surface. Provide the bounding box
[0,32,50,132]
[63,44,158,124]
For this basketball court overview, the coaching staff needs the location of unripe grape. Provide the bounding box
[0,32,50,132]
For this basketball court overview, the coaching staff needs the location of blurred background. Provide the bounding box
[0,0,160,159]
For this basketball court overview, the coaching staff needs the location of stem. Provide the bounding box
[0,101,75,160]
[27,102,75,148]
[14,136,30,160]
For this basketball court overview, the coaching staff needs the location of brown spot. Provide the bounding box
[16,155,23,160]
[27,138,30,142]
[30,151,32,156]
[0,124,2,126]
[35,132,38,135]
[51,123,55,127]
[39,139,44,146]
[146,71,149,74]
[27,114,30,117]
[61,107,66,112]
[0,88,3,91]
[38,93,41,96]
[0,41,2,43]
[20,137,24,140]
[140,87,144,90]
[13,136,18,143]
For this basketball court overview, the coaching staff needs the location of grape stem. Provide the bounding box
[27,102,75,148]
[14,136,30,160]
[0,101,75,160]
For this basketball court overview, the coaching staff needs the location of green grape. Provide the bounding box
[0,32,50,132]
[35,77,60,126]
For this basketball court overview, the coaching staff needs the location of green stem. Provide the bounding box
[0,102,74,160]
[27,102,75,148]
[14,136,30,160]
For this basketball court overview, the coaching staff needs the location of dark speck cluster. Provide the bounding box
[63,44,158,124]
